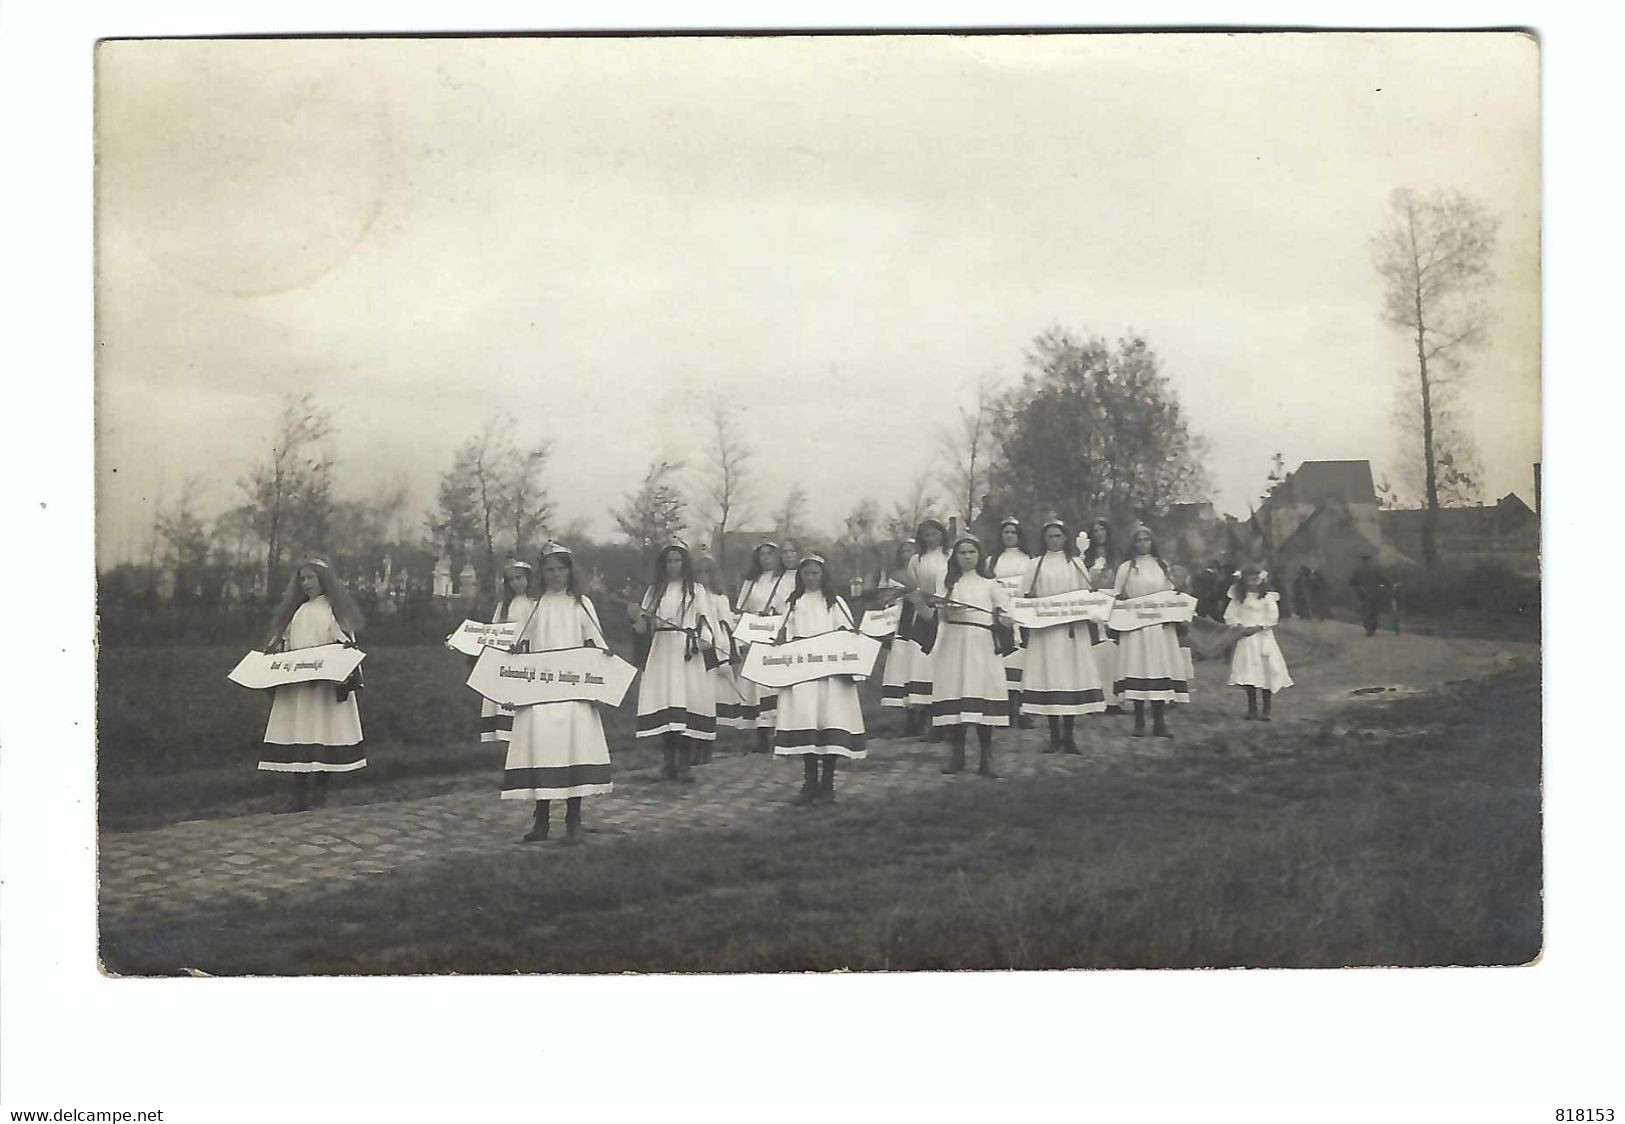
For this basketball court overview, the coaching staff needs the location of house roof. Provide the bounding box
[1380,501,1536,538]
[1269,460,1377,507]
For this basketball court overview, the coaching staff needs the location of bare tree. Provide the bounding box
[499,435,553,559]
[698,397,754,572]
[885,472,939,541]
[157,476,212,599]
[773,484,809,541]
[429,414,547,595]
[242,393,335,594]
[940,378,998,527]
[614,459,688,550]
[1371,187,1499,566]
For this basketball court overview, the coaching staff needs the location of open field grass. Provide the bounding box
[101,658,1540,974]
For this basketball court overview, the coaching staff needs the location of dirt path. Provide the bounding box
[97,621,1535,923]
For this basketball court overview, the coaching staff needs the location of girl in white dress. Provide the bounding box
[630,543,721,783]
[879,538,918,721]
[1225,566,1293,721]
[916,535,1014,777]
[480,560,537,745]
[772,555,867,805]
[903,518,951,741]
[692,551,740,763]
[1019,517,1107,755]
[506,542,615,844]
[990,517,1035,729]
[736,541,794,753]
[1112,525,1190,739]
[258,558,366,813]
[1083,517,1123,714]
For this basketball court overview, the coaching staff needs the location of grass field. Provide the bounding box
[101,653,1541,973]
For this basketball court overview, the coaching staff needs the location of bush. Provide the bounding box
[1393,561,1540,619]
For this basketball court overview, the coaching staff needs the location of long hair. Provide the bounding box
[944,540,986,598]
[647,546,696,620]
[788,560,840,610]
[693,554,726,597]
[538,551,583,600]
[1126,526,1175,585]
[914,518,947,556]
[495,563,535,622]
[1228,565,1272,602]
[1026,521,1078,595]
[990,521,1029,569]
[743,542,782,582]
[263,560,365,648]
[1083,518,1114,572]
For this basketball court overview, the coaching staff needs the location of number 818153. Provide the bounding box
[1556,1111,1614,1121]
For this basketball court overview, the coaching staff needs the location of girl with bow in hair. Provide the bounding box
[990,516,1036,729]
[772,555,867,806]
[691,550,741,764]
[629,542,720,783]
[257,558,367,813]
[915,534,1015,777]
[479,559,537,745]
[735,540,793,753]
[1111,525,1191,738]
[1019,516,1108,755]
[507,542,615,844]
[1225,565,1293,722]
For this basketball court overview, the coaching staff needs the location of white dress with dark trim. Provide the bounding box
[880,571,919,710]
[1225,593,1293,692]
[502,594,615,801]
[1017,552,1107,716]
[259,596,366,773]
[480,594,535,744]
[993,549,1032,693]
[927,571,1012,728]
[634,583,720,741]
[896,549,950,709]
[1085,554,1120,708]
[705,588,752,729]
[1112,560,1191,704]
[736,572,793,729]
[771,595,868,759]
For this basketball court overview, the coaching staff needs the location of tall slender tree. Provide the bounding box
[242,393,335,594]
[698,397,754,572]
[1371,187,1499,567]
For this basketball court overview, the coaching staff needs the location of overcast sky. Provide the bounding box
[95,32,1540,567]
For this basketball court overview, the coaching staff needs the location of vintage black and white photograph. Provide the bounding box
[93,30,1541,976]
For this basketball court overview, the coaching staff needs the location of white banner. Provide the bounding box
[228,644,366,690]
[739,629,882,689]
[858,601,903,639]
[467,645,637,708]
[732,611,785,645]
[1108,592,1199,632]
[444,618,523,656]
[1006,589,1116,630]
[994,574,1028,598]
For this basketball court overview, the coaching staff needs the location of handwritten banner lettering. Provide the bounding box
[859,602,903,639]
[445,619,523,656]
[228,644,366,690]
[739,629,882,689]
[1005,589,1116,630]
[1107,592,1199,632]
[467,645,637,708]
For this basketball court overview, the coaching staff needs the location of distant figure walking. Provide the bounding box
[1348,554,1392,638]
[1308,568,1331,621]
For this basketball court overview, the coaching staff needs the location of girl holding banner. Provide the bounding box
[506,542,615,844]
[1020,517,1108,755]
[916,534,1014,777]
[1112,525,1190,738]
[773,554,867,805]
[692,550,739,762]
[887,519,951,740]
[630,542,719,782]
[1083,517,1123,714]
[990,516,1035,729]
[479,560,537,745]
[736,541,793,752]
[258,559,367,813]
[879,538,918,721]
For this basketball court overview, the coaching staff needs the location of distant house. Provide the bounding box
[1380,494,1539,577]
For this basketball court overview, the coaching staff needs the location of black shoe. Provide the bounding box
[522,824,550,843]
[1153,724,1173,740]
[1063,738,1082,756]
[1042,738,1062,755]
[562,820,582,844]
[793,783,818,806]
